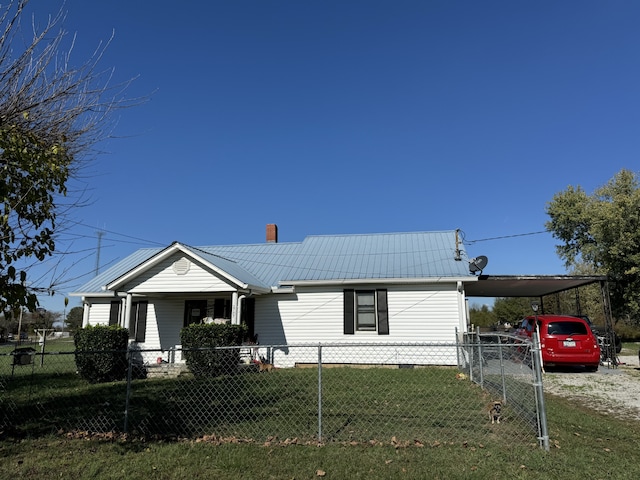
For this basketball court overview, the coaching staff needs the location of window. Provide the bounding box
[356,291,376,331]
[547,321,588,336]
[213,298,232,319]
[344,289,389,335]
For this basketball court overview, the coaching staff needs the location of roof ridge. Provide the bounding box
[304,230,457,239]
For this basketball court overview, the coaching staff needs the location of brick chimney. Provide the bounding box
[266,223,278,243]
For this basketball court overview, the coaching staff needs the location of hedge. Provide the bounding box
[180,323,247,377]
[74,325,129,383]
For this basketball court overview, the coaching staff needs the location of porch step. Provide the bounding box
[145,363,190,378]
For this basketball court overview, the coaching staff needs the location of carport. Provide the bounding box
[463,274,617,364]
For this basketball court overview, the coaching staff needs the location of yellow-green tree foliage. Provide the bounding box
[546,169,640,322]
[0,1,135,311]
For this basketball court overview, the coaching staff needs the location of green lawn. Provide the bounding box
[2,362,537,446]
[0,393,639,479]
[621,342,640,355]
[6,346,635,478]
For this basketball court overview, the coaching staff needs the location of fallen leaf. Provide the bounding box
[316,470,326,477]
[385,460,393,465]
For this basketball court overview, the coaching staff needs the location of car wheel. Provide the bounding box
[585,365,598,372]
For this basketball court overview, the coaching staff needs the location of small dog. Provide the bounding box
[489,401,502,424]
[258,362,274,372]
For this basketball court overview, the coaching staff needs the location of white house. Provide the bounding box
[70,226,478,366]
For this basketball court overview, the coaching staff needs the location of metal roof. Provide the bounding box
[74,247,162,295]
[72,230,472,295]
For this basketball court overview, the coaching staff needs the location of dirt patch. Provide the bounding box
[543,355,640,420]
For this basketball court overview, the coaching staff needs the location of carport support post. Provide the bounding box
[600,280,617,367]
[531,332,549,451]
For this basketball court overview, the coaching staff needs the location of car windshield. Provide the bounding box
[547,321,588,336]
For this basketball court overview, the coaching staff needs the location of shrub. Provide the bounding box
[74,325,129,383]
[180,323,247,377]
[615,322,640,342]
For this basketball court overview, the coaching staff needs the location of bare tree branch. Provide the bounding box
[0,0,143,311]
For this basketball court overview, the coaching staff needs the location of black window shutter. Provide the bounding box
[376,289,389,335]
[109,301,120,326]
[344,289,355,335]
[128,305,135,338]
[135,301,148,342]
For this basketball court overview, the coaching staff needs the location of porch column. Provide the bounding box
[231,291,239,325]
[82,300,90,327]
[124,293,133,329]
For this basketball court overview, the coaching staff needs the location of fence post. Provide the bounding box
[468,331,475,383]
[455,327,461,368]
[531,333,549,451]
[498,336,507,404]
[123,345,134,434]
[476,326,484,389]
[317,344,323,443]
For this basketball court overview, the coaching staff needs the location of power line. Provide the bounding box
[70,221,166,247]
[464,230,549,245]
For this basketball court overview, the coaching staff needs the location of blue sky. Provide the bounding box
[20,1,640,313]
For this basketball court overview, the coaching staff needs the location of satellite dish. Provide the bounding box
[469,255,488,274]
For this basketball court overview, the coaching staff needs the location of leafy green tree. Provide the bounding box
[540,262,604,324]
[546,169,640,321]
[65,306,84,333]
[0,1,136,312]
[468,304,496,327]
[492,297,537,324]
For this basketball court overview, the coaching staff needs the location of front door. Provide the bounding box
[183,300,208,327]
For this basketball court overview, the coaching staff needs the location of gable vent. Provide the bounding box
[172,257,191,275]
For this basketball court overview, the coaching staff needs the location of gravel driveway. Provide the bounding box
[543,354,640,420]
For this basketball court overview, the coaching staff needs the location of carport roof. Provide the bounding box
[464,275,607,298]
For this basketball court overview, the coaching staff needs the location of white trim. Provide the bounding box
[281,276,477,287]
[106,243,263,292]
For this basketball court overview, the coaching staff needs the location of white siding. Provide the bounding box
[84,296,215,352]
[86,300,114,326]
[151,298,186,349]
[122,253,236,293]
[84,283,464,368]
[256,284,461,344]
[254,284,464,367]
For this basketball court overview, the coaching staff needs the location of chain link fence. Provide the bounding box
[0,336,548,448]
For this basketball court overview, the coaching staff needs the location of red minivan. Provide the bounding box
[517,315,601,371]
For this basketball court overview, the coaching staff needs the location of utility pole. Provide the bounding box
[95,230,105,276]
